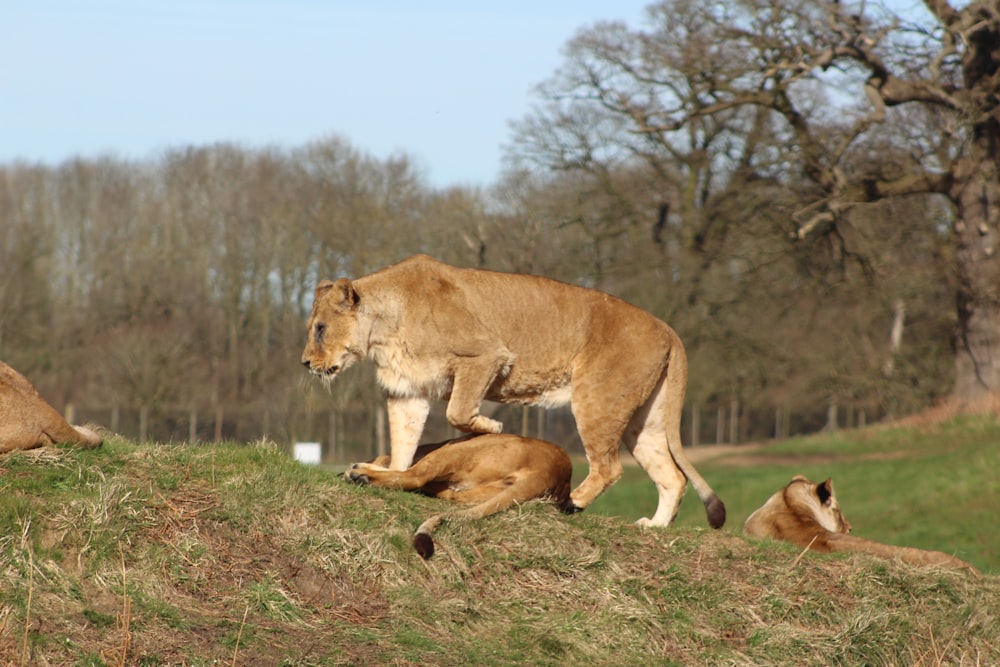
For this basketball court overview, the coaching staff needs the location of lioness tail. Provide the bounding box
[411,484,531,559]
[665,340,727,529]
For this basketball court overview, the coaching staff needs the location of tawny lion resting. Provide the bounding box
[302,254,724,528]
[0,360,103,454]
[347,433,572,559]
[744,475,977,573]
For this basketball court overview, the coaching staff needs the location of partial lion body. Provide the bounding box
[348,433,572,558]
[744,475,977,573]
[0,361,103,454]
[302,254,724,529]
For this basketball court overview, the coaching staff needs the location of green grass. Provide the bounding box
[0,419,998,665]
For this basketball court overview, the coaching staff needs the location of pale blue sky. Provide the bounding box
[1,1,651,187]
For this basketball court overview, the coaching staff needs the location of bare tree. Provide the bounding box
[510,0,1000,406]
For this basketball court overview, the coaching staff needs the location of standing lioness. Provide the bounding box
[302,254,724,528]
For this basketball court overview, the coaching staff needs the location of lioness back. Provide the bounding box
[356,255,674,404]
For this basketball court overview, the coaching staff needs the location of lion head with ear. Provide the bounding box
[744,475,977,573]
[301,278,364,384]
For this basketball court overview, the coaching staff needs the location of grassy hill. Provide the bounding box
[1,417,998,665]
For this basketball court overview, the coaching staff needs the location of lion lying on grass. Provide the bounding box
[347,433,572,559]
[302,254,724,529]
[0,360,103,454]
[744,475,977,573]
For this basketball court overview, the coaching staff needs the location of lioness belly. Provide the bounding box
[487,373,572,408]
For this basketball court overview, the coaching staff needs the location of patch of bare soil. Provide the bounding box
[680,438,918,468]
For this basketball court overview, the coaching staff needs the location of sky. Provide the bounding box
[1,1,653,188]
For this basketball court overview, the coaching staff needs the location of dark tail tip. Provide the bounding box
[413,532,435,559]
[705,495,726,529]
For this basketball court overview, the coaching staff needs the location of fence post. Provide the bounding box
[690,404,700,447]
[328,410,337,462]
[729,399,739,444]
[110,405,120,433]
[214,405,224,441]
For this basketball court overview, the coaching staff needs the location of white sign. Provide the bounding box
[293,442,322,465]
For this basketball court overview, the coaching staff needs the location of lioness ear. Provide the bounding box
[816,478,834,506]
[314,280,336,298]
[331,277,360,310]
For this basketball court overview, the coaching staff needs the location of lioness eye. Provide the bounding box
[314,323,326,344]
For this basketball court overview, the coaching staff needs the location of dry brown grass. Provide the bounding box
[0,435,997,666]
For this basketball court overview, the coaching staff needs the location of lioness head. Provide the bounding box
[787,475,852,534]
[301,278,362,381]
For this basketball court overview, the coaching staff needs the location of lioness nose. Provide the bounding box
[301,359,311,369]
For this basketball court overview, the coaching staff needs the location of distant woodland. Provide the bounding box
[2,1,997,458]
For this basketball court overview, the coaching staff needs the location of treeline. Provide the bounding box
[0,133,953,454]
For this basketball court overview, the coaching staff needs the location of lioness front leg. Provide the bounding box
[385,395,431,470]
[445,362,505,434]
[346,464,433,490]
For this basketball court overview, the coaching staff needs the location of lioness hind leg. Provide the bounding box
[623,423,686,527]
[566,414,625,512]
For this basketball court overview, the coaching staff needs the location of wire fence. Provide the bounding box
[68,397,883,465]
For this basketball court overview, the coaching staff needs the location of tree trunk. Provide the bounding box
[950,127,1000,403]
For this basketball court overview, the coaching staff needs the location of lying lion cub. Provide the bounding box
[744,475,977,573]
[0,361,103,454]
[347,433,572,559]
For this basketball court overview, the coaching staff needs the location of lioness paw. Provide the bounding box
[469,416,503,434]
[561,501,584,515]
[346,469,371,485]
